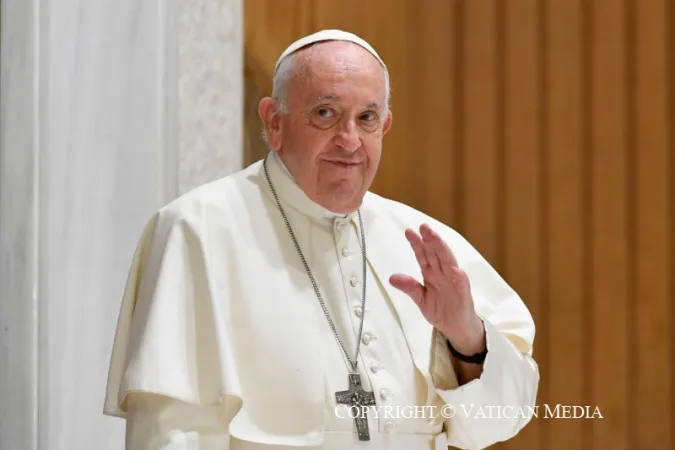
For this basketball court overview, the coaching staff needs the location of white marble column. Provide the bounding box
[0,0,242,449]
[178,0,243,193]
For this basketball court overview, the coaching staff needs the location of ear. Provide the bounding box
[382,109,393,136]
[258,97,283,150]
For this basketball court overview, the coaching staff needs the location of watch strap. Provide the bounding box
[447,340,487,364]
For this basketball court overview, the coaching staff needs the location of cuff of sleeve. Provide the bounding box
[431,319,538,448]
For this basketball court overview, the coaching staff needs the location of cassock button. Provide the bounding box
[335,221,343,232]
[342,248,351,257]
[355,306,363,318]
[350,276,358,287]
[362,333,374,345]
[369,362,383,374]
[380,389,391,401]
[384,421,395,432]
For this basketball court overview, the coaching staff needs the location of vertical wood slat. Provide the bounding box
[453,0,466,233]
[634,0,672,447]
[545,1,586,449]
[664,1,675,447]
[671,0,675,444]
[626,0,638,447]
[590,1,630,449]
[581,2,594,446]
[461,0,500,265]
[411,0,457,225]
[499,0,542,448]
[382,0,414,207]
[386,0,414,208]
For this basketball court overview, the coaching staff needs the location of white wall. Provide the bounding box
[0,0,243,448]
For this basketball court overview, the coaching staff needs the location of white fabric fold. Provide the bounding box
[104,152,539,450]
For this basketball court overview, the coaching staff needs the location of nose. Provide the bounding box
[333,120,361,152]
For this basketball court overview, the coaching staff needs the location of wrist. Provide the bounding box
[442,318,486,356]
[448,339,487,366]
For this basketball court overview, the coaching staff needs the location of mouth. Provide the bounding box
[326,160,363,168]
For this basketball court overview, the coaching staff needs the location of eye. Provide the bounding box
[310,106,339,129]
[316,107,335,119]
[360,112,377,121]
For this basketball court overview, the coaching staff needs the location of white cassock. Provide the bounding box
[103,150,539,450]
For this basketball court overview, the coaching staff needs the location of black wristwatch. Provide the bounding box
[447,340,488,364]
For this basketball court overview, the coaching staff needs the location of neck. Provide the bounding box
[320,200,357,216]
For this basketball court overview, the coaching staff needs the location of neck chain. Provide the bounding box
[263,156,368,373]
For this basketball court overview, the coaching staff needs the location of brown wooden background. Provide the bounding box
[243,0,674,448]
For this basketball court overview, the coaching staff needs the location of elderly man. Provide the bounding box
[103,29,539,450]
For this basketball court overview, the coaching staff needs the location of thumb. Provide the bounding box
[389,274,425,306]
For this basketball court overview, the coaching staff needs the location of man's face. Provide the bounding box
[261,41,392,214]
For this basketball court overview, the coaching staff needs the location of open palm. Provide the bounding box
[389,224,484,354]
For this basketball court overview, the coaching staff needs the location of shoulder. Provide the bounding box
[155,160,263,226]
[129,161,264,249]
[364,190,451,231]
[364,191,479,261]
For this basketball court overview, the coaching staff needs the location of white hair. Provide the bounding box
[271,49,392,116]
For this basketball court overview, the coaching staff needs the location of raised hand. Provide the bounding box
[389,223,486,356]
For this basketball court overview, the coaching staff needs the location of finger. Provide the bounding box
[389,274,426,306]
[451,267,472,300]
[420,224,458,271]
[405,228,432,272]
[419,224,442,272]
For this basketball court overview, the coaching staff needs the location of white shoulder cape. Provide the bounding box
[103,158,536,447]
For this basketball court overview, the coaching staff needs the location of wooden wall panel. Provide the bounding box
[501,1,542,448]
[243,0,674,448]
[589,1,630,448]
[460,0,501,266]
[546,1,586,449]
[635,0,672,447]
[412,0,456,226]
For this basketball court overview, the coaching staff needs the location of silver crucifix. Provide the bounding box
[335,373,377,441]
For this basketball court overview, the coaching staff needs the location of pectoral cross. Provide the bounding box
[335,373,377,441]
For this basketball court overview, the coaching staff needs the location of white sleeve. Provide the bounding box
[421,223,541,449]
[431,319,540,449]
[124,393,232,450]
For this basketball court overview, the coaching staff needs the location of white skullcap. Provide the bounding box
[273,29,386,75]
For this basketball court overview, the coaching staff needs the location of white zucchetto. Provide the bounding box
[273,29,387,75]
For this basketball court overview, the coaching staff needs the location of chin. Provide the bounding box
[320,188,365,213]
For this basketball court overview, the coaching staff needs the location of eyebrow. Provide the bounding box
[310,95,380,110]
